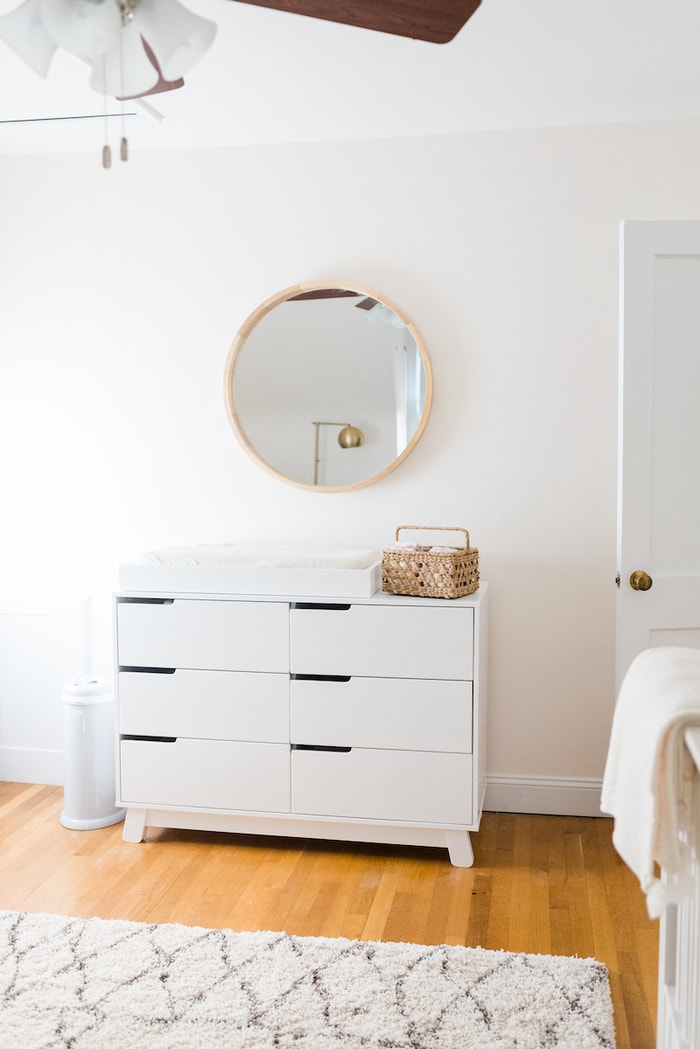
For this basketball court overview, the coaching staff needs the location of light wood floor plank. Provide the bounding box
[0,785,658,1049]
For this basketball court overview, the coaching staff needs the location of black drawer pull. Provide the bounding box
[119,666,177,674]
[291,674,351,682]
[292,602,351,611]
[120,597,174,605]
[291,744,352,753]
[121,735,177,743]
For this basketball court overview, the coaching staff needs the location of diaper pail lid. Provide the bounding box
[61,675,113,705]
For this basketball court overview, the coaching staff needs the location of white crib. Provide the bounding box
[657,726,700,1049]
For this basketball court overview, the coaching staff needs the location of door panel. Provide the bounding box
[617,221,700,686]
[649,256,700,573]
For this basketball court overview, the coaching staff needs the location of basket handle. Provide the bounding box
[395,525,470,550]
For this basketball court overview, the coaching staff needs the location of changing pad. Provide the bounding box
[119,544,382,598]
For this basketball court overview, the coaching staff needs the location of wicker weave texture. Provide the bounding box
[381,526,480,599]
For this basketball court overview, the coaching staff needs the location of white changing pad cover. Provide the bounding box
[119,543,383,598]
[133,544,381,570]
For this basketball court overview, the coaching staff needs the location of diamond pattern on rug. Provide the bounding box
[0,909,616,1048]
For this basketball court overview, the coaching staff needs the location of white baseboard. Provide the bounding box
[0,746,63,787]
[484,774,605,818]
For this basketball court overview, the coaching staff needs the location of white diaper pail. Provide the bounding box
[60,675,126,830]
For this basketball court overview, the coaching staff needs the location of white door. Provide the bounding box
[617,220,700,688]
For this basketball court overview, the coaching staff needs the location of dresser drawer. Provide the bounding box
[117,598,289,672]
[119,669,289,742]
[292,747,473,825]
[120,738,290,812]
[291,677,471,752]
[290,603,473,679]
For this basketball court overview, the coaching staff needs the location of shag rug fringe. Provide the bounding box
[0,909,616,1048]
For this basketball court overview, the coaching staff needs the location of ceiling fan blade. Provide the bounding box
[227,0,481,44]
[355,297,378,310]
[289,289,361,301]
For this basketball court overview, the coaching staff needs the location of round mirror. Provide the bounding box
[223,282,433,492]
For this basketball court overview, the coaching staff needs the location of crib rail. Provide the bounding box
[657,726,700,1049]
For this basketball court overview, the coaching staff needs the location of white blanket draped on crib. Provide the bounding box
[601,646,700,918]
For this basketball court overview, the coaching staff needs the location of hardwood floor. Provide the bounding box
[0,782,657,1048]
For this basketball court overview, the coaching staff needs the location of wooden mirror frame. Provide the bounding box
[223,281,433,492]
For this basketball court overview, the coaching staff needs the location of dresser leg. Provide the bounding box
[122,807,147,843]
[446,831,474,867]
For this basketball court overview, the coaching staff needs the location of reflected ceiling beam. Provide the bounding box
[227,0,482,44]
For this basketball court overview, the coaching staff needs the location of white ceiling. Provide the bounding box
[1,0,700,156]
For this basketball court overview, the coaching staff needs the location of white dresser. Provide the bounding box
[114,586,487,866]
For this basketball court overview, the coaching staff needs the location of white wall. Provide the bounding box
[2,118,700,806]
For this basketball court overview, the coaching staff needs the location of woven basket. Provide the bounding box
[382,526,479,599]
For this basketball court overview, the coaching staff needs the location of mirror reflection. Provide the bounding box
[224,283,432,491]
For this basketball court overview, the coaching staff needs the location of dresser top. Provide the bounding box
[115,584,488,610]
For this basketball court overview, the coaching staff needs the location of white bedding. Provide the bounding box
[601,646,700,917]
[132,544,381,571]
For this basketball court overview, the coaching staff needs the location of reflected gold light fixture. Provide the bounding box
[312,420,364,486]
[337,424,364,449]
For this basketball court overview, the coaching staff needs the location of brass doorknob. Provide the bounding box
[629,570,653,591]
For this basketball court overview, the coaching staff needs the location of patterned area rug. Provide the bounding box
[0,909,616,1048]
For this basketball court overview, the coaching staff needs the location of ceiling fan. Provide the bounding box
[0,0,481,105]
[290,289,376,309]
[0,0,481,164]
[290,288,400,322]
[230,0,482,44]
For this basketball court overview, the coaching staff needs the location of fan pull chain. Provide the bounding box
[119,21,128,162]
[102,56,112,169]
